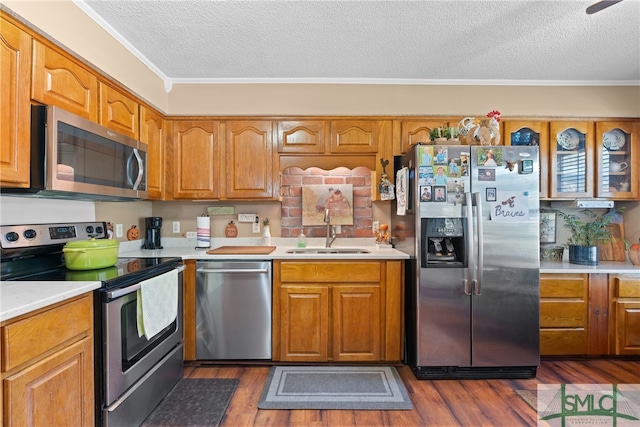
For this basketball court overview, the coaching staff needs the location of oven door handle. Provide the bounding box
[106,264,185,299]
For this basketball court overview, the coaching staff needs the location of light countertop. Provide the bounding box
[540,260,639,275]
[118,237,410,261]
[1,281,101,323]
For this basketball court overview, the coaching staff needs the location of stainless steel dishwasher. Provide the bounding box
[195,260,272,359]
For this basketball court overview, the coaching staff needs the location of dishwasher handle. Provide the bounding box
[197,268,269,274]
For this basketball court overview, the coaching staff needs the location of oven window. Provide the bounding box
[121,298,176,369]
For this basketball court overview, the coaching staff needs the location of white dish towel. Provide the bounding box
[136,269,179,340]
[396,167,408,216]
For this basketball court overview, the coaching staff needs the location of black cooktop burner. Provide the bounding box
[2,256,182,290]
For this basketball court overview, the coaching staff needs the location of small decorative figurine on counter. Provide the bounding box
[126,225,139,241]
[374,223,390,245]
[225,221,238,238]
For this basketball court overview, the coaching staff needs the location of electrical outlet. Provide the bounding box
[172,221,180,233]
[186,231,197,238]
[372,221,380,232]
[115,224,123,238]
[252,222,260,233]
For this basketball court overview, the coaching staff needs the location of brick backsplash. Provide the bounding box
[280,166,374,238]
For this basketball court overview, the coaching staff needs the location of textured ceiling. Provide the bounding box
[76,0,640,89]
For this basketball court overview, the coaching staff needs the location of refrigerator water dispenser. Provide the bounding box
[421,217,466,267]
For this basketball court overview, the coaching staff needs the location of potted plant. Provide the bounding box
[555,208,621,265]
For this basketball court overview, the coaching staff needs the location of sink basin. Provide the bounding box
[286,248,372,254]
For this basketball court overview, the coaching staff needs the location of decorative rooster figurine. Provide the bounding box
[478,110,501,146]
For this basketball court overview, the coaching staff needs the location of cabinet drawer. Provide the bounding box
[540,274,587,298]
[1,295,92,372]
[614,277,640,298]
[280,262,381,283]
[540,301,586,327]
[540,329,588,355]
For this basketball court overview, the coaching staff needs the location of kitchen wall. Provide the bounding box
[3,1,639,252]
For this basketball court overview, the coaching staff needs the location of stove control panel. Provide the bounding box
[0,222,108,249]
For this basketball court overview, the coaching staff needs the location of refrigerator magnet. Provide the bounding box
[478,168,496,181]
[433,186,447,202]
[486,187,497,202]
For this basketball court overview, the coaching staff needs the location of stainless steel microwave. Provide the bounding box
[2,105,147,200]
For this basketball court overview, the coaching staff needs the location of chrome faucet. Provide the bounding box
[324,208,337,248]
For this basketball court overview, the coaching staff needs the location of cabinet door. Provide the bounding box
[99,82,139,139]
[397,120,443,155]
[503,120,550,198]
[32,40,98,121]
[140,106,166,199]
[330,120,379,154]
[170,120,220,199]
[614,301,640,355]
[332,285,381,361]
[224,120,274,199]
[0,17,31,188]
[277,120,328,154]
[549,121,595,198]
[278,285,329,362]
[3,337,94,427]
[595,121,638,199]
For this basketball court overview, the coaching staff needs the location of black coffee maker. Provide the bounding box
[143,217,163,249]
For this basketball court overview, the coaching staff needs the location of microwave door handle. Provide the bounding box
[473,192,483,295]
[464,192,474,296]
[127,149,144,190]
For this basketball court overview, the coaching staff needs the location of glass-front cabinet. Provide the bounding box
[549,121,595,199]
[504,120,550,198]
[596,121,638,199]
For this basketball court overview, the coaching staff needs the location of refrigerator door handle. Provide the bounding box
[473,192,484,295]
[464,192,474,296]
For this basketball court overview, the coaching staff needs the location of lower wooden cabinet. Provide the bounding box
[610,274,640,355]
[272,260,403,362]
[1,294,94,427]
[541,272,640,357]
[540,273,589,355]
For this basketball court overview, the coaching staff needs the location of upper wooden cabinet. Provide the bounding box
[549,121,595,199]
[277,120,328,154]
[99,82,139,139]
[224,120,275,199]
[169,120,221,199]
[0,16,32,188]
[31,40,98,121]
[140,106,166,200]
[395,120,446,155]
[595,121,638,199]
[330,120,379,154]
[503,120,550,198]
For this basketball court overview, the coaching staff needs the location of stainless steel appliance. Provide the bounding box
[393,145,540,379]
[143,216,163,249]
[1,105,147,200]
[0,222,184,426]
[196,260,272,359]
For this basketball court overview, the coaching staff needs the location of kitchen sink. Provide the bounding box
[286,248,372,254]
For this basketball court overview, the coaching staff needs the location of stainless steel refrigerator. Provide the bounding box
[392,144,540,379]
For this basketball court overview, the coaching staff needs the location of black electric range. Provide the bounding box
[0,221,181,290]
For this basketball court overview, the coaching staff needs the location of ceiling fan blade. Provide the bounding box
[586,0,624,14]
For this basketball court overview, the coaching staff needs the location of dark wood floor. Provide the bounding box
[182,358,640,426]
